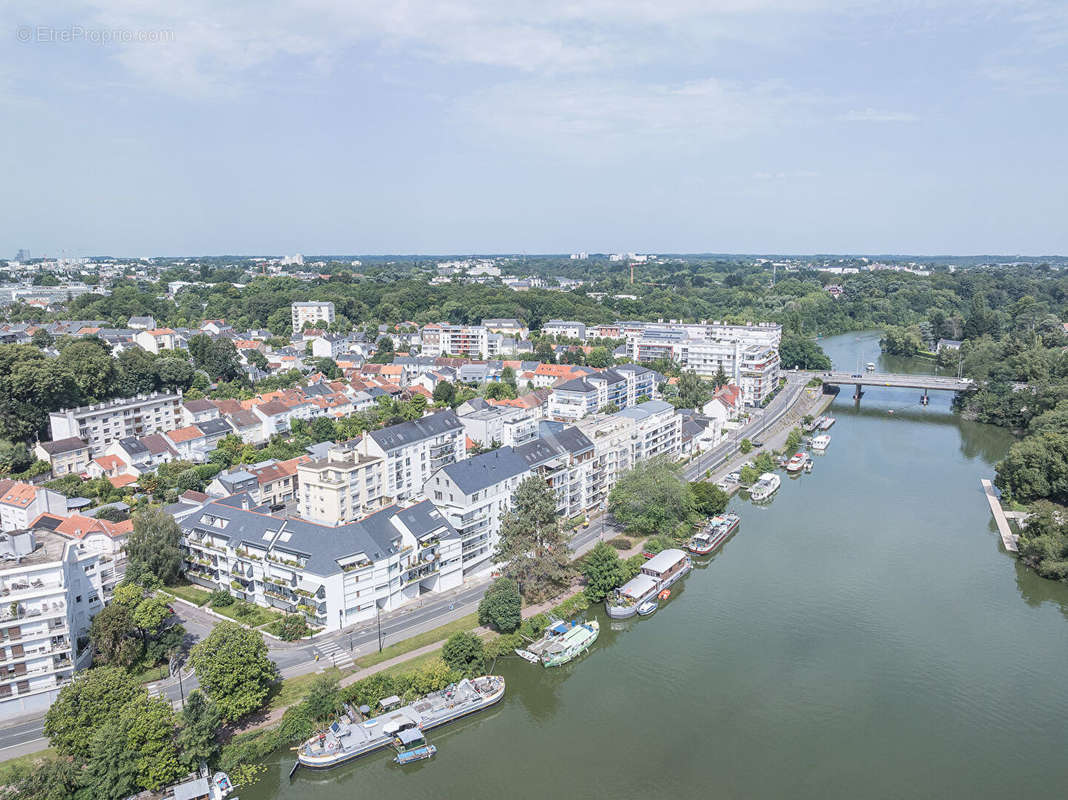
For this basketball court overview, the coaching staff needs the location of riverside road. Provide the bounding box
[0,373,812,758]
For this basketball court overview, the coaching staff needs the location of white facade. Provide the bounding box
[0,483,68,532]
[420,324,490,358]
[0,530,121,715]
[458,405,539,449]
[297,443,388,525]
[359,412,466,502]
[291,301,335,331]
[48,391,184,456]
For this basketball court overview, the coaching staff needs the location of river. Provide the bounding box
[244,331,1068,800]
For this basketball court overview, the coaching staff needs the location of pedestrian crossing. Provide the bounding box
[316,639,355,669]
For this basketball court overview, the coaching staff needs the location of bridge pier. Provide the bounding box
[921,388,929,406]
[853,384,864,402]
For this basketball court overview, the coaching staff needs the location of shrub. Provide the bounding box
[273,615,311,641]
[209,590,233,607]
[441,632,486,677]
[477,577,522,633]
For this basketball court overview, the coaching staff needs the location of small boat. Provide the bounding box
[211,772,234,799]
[785,452,807,472]
[820,416,836,430]
[392,728,436,765]
[688,514,741,555]
[803,458,814,473]
[636,600,658,616]
[658,589,671,601]
[865,362,876,372]
[749,472,781,501]
[514,617,600,667]
[804,415,825,433]
[811,435,831,451]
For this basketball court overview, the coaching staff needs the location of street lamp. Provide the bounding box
[376,604,383,653]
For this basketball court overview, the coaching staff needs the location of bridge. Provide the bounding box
[800,370,974,403]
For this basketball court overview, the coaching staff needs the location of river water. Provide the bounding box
[246,331,1068,800]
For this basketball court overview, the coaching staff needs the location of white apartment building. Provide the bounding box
[627,322,782,405]
[177,497,462,633]
[614,400,683,462]
[359,411,466,501]
[0,527,123,714]
[457,404,539,449]
[540,320,587,341]
[48,391,184,456]
[420,324,490,359]
[291,301,336,331]
[297,442,388,525]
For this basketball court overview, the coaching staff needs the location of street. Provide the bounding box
[0,373,815,759]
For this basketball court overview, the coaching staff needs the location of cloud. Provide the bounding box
[839,108,919,122]
[980,64,1064,95]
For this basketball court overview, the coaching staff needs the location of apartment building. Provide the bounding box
[33,437,90,476]
[359,411,466,501]
[48,391,184,455]
[615,400,682,462]
[297,442,388,525]
[291,301,335,331]
[540,320,587,340]
[547,364,658,421]
[177,497,462,633]
[0,523,125,714]
[481,318,529,338]
[457,403,539,449]
[132,328,179,354]
[626,322,781,405]
[420,324,490,358]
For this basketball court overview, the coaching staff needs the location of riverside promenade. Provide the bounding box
[980,479,1019,553]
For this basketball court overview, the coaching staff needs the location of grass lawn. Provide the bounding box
[353,612,479,670]
[129,660,171,684]
[160,581,212,606]
[0,748,56,776]
[209,600,281,628]
[267,667,344,712]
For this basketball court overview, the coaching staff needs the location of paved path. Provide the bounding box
[980,479,1019,553]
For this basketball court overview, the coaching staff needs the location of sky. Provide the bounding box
[2,0,1066,257]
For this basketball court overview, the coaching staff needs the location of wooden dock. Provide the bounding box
[980,479,1019,553]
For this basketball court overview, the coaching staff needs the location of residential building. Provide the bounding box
[420,324,490,359]
[48,391,184,456]
[626,322,781,405]
[249,457,306,509]
[481,318,529,339]
[359,411,466,501]
[547,365,657,421]
[540,320,587,341]
[0,481,68,532]
[291,301,335,331]
[34,437,90,476]
[297,442,388,525]
[105,433,178,472]
[181,399,220,426]
[0,520,127,714]
[457,404,539,449]
[132,328,179,354]
[177,498,462,633]
[615,400,682,462]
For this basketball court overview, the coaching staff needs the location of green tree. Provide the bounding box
[494,477,572,601]
[691,482,729,516]
[189,623,277,722]
[31,327,54,349]
[477,577,522,633]
[43,666,142,760]
[117,693,183,791]
[302,675,341,723]
[81,721,140,800]
[176,690,221,770]
[0,754,82,800]
[89,600,138,666]
[57,338,120,402]
[608,458,695,537]
[581,541,628,602]
[995,432,1068,505]
[739,438,753,454]
[778,333,832,370]
[433,380,456,406]
[785,427,803,452]
[739,465,759,485]
[441,631,486,677]
[126,507,185,584]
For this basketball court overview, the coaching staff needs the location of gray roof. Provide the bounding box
[172,777,210,800]
[368,410,461,451]
[117,436,149,455]
[554,377,595,393]
[196,418,233,437]
[439,447,532,494]
[37,436,88,455]
[538,425,594,456]
[180,498,456,577]
[183,398,216,412]
[616,399,674,420]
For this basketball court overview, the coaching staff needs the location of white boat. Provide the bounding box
[636,600,658,616]
[819,416,836,430]
[785,452,807,473]
[811,434,831,451]
[605,548,692,619]
[749,472,781,501]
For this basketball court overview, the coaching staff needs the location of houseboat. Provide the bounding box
[749,472,781,501]
[605,548,692,619]
[296,676,505,770]
[804,415,825,433]
[811,435,831,451]
[688,514,740,555]
[820,416,836,430]
[515,617,600,667]
[785,452,807,473]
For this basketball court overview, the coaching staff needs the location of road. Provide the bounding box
[807,370,973,392]
[0,373,812,758]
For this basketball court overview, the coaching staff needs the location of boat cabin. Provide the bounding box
[641,548,689,583]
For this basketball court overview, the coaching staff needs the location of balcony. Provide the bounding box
[0,579,63,602]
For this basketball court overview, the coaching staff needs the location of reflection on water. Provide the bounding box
[245,331,1068,800]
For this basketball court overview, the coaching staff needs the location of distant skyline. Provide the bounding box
[3,1,1066,256]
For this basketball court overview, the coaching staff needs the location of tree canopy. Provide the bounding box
[494,477,573,601]
[608,457,696,537]
[188,622,277,722]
